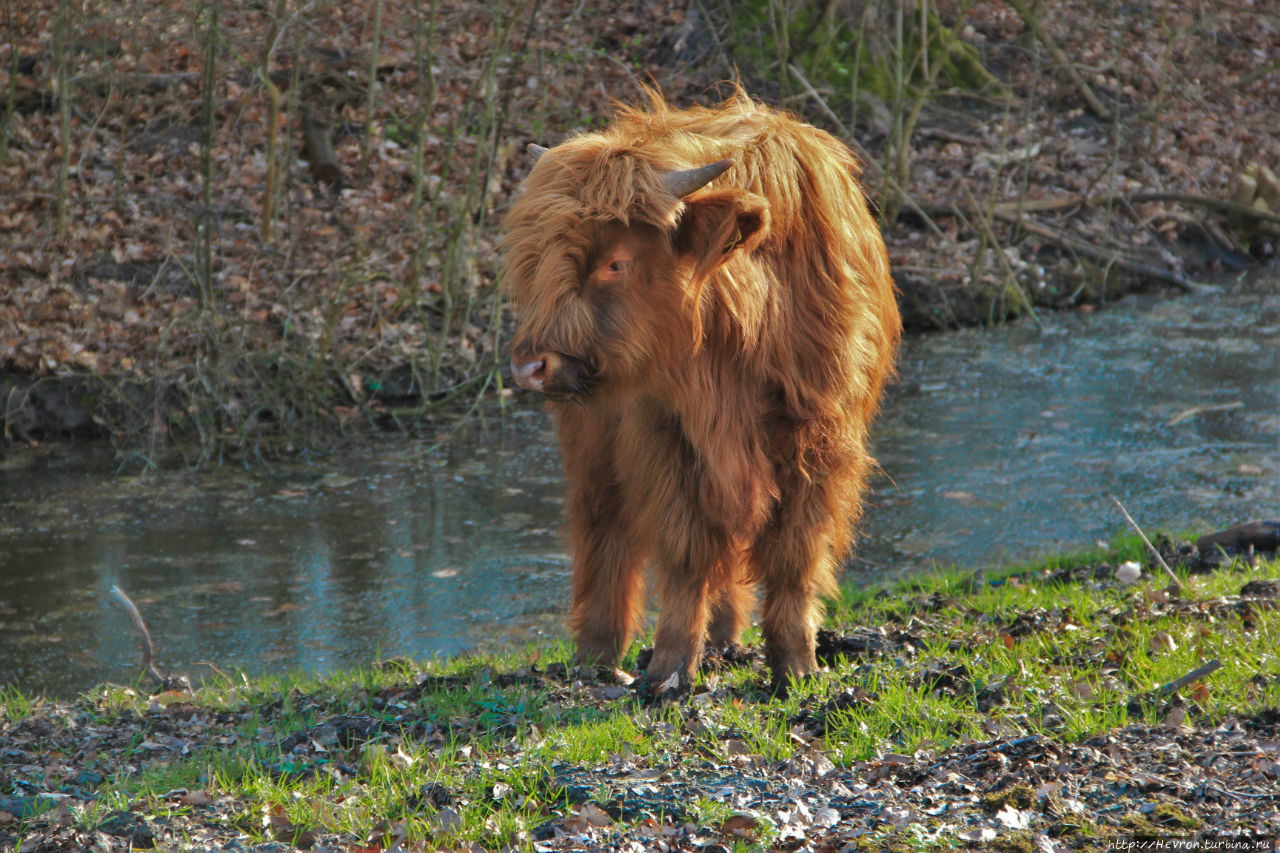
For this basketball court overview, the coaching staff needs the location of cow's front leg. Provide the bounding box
[567,491,647,667]
[647,552,750,686]
[642,517,733,688]
[645,572,710,688]
[706,560,754,649]
[557,406,647,668]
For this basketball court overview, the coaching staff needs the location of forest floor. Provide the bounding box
[3,534,1279,852]
[1,0,1278,455]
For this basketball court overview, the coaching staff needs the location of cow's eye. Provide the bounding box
[597,258,630,282]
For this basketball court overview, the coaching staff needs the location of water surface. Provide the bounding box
[1,273,1275,697]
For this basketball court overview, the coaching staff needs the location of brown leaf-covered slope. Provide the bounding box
[2,0,1277,444]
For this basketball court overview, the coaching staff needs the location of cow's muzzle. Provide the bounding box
[509,351,594,398]
[511,356,546,391]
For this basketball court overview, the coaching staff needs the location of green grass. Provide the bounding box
[0,685,36,723]
[4,541,1278,849]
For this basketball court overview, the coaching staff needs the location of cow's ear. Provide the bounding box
[674,190,769,280]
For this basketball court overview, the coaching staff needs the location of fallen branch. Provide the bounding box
[1110,497,1182,591]
[1196,521,1280,555]
[993,191,1280,229]
[1127,657,1225,721]
[1128,190,1280,227]
[993,208,1212,293]
[1166,401,1244,426]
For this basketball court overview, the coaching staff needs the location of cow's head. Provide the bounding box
[503,141,769,400]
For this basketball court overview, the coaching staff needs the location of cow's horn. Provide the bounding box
[527,143,548,161]
[662,159,734,197]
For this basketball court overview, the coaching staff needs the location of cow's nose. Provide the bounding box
[511,357,547,392]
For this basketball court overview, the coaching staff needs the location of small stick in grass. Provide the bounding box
[1156,659,1222,699]
[1110,496,1183,591]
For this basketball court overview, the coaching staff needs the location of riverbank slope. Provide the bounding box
[3,537,1278,850]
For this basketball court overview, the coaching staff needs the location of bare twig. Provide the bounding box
[787,63,946,240]
[1234,59,1280,89]
[109,584,166,686]
[1110,497,1182,590]
[961,185,1042,327]
[1155,659,1222,698]
[358,0,383,173]
[785,63,870,168]
[1002,0,1111,121]
[1166,401,1244,426]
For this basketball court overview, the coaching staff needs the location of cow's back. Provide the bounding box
[612,93,901,550]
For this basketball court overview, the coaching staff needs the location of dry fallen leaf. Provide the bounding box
[431,808,464,835]
[883,804,916,827]
[180,790,212,807]
[958,827,998,843]
[1035,833,1061,853]
[1150,631,1178,653]
[996,803,1033,829]
[720,813,759,839]
[564,802,613,833]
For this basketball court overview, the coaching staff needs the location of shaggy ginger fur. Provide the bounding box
[503,88,900,690]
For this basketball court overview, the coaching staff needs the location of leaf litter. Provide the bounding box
[1,0,1278,448]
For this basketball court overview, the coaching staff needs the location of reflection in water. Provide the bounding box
[1,275,1276,697]
[0,419,570,698]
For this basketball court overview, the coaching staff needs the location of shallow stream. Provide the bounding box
[2,274,1276,697]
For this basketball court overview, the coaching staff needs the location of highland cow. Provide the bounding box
[503,88,900,691]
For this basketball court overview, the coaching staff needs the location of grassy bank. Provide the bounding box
[3,537,1278,851]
